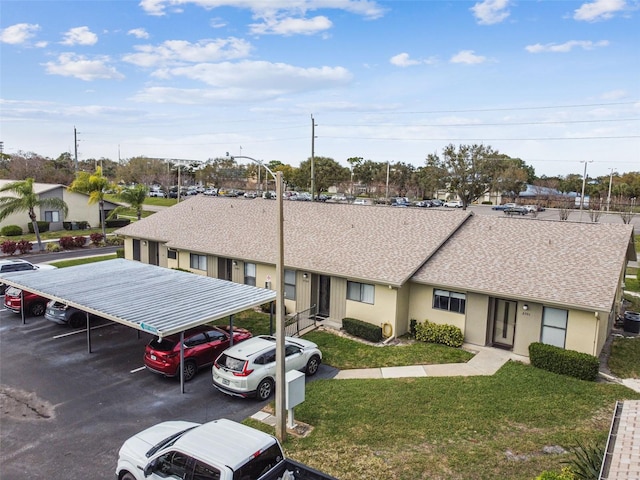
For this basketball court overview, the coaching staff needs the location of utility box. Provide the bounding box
[285,370,305,410]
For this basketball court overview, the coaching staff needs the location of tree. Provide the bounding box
[113,184,148,220]
[427,144,508,210]
[295,157,350,198]
[0,178,68,251]
[69,167,113,239]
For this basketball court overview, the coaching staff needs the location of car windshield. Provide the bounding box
[5,287,21,296]
[233,442,283,480]
[145,426,198,458]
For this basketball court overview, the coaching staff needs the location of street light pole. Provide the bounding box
[228,154,287,441]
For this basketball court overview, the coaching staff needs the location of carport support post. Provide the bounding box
[180,331,185,394]
[229,314,234,347]
[20,289,26,325]
[86,311,92,353]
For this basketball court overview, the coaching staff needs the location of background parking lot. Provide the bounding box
[0,308,335,480]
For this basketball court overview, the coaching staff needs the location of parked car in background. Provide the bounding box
[492,203,516,211]
[504,205,528,215]
[145,325,252,382]
[429,199,443,207]
[44,300,94,328]
[148,189,166,198]
[415,200,433,207]
[203,187,218,196]
[0,259,57,295]
[391,197,411,207]
[3,287,49,316]
[524,205,545,213]
[212,335,322,400]
[353,198,368,205]
[444,200,463,208]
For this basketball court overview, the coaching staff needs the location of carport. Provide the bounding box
[0,258,276,392]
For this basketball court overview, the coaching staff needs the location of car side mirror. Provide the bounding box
[143,459,157,477]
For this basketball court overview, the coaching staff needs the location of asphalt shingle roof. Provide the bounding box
[412,214,635,311]
[117,197,471,286]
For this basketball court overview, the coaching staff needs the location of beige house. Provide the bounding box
[116,196,636,358]
[0,180,119,233]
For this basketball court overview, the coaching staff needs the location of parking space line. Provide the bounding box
[52,322,116,339]
[130,366,146,374]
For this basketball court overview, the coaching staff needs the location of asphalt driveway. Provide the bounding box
[0,307,336,480]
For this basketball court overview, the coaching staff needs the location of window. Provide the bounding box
[152,451,189,479]
[347,281,375,304]
[284,269,296,300]
[167,249,177,260]
[190,254,207,271]
[244,262,256,286]
[44,211,60,222]
[192,460,220,480]
[541,307,567,348]
[433,289,466,314]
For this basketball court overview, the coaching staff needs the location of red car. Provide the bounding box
[144,324,252,382]
[3,287,49,316]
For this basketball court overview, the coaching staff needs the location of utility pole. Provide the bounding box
[74,126,79,173]
[310,114,316,201]
[579,160,593,221]
[607,168,614,212]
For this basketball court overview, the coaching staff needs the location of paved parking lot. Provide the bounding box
[0,307,336,480]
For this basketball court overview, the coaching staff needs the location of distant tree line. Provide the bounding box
[1,146,638,211]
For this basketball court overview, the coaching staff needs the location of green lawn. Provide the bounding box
[608,336,640,378]
[49,254,118,269]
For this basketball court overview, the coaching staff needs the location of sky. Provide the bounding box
[1,0,639,179]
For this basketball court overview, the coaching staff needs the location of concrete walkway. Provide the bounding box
[334,343,529,380]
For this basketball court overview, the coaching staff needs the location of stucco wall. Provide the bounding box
[407,283,466,331]
[513,302,543,357]
[464,293,489,347]
[566,309,599,355]
[345,283,397,333]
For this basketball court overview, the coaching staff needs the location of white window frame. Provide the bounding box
[433,289,466,314]
[244,262,256,286]
[284,269,296,300]
[190,253,207,271]
[346,281,375,304]
[541,307,568,348]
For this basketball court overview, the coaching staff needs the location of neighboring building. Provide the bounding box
[0,180,120,233]
[116,196,636,358]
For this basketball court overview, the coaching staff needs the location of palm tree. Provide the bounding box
[0,178,69,251]
[111,184,148,220]
[69,167,113,239]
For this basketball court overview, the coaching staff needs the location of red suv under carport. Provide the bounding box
[144,324,252,382]
[3,287,49,316]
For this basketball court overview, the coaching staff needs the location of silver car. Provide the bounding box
[212,335,322,400]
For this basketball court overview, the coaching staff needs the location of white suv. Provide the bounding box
[212,335,322,400]
[0,259,56,295]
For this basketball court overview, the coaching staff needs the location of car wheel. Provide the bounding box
[68,314,84,329]
[30,302,46,316]
[256,378,273,401]
[305,355,320,376]
[182,361,197,382]
[121,472,136,480]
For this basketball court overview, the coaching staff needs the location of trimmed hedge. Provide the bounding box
[63,221,89,230]
[415,320,464,348]
[529,342,599,381]
[27,221,49,234]
[1,225,23,236]
[342,317,382,343]
[105,219,131,228]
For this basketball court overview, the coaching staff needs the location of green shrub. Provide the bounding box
[116,248,125,258]
[1,225,23,236]
[415,320,464,347]
[105,236,124,246]
[27,221,49,233]
[342,317,382,343]
[46,242,63,252]
[409,318,417,337]
[482,201,493,205]
[562,439,604,479]
[535,467,575,480]
[529,342,599,381]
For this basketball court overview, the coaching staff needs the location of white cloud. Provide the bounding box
[61,26,98,46]
[136,60,352,103]
[390,53,420,67]
[0,23,41,45]
[525,40,609,53]
[601,89,628,100]
[123,37,251,67]
[249,15,332,35]
[43,53,124,81]
[450,50,487,64]
[471,0,511,25]
[128,28,150,39]
[574,0,627,22]
[210,17,227,28]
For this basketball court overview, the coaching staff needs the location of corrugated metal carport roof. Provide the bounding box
[0,258,276,338]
